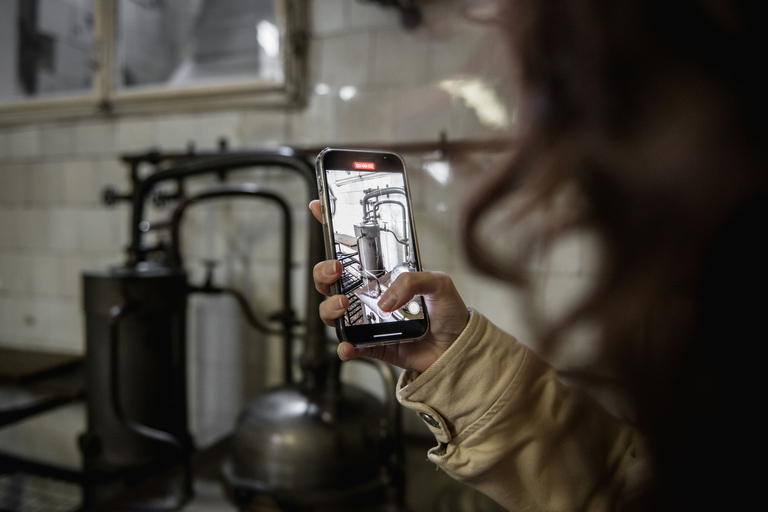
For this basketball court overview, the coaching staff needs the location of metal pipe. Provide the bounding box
[361,187,406,220]
[374,199,409,248]
[170,185,296,382]
[129,150,314,263]
[121,149,326,380]
[188,285,284,336]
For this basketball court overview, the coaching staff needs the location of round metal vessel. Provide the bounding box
[223,384,388,511]
[355,221,384,279]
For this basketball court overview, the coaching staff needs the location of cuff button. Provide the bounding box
[419,412,440,428]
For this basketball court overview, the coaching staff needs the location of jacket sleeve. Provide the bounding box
[397,309,651,512]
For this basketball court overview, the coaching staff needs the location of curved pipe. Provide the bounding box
[361,187,406,220]
[130,151,314,263]
[374,199,409,247]
[382,227,409,246]
[188,284,284,336]
[169,185,295,382]
[373,199,406,225]
[125,150,326,375]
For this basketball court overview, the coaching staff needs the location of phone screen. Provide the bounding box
[318,149,428,345]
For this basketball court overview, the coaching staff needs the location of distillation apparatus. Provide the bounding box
[345,186,418,324]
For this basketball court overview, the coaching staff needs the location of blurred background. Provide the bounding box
[0,0,597,510]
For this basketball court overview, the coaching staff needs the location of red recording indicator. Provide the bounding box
[353,162,376,170]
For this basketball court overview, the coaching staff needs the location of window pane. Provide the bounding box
[0,0,95,103]
[116,0,283,91]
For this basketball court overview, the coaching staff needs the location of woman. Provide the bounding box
[312,0,766,509]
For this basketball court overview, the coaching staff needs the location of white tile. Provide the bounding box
[310,0,347,36]
[74,121,116,155]
[0,210,13,250]
[40,124,76,157]
[0,253,30,293]
[414,208,458,273]
[319,33,373,88]
[0,130,8,159]
[8,128,42,159]
[181,203,226,262]
[286,93,339,146]
[47,209,81,252]
[194,113,243,150]
[0,163,31,205]
[372,30,431,87]
[0,130,11,161]
[61,160,97,205]
[27,253,63,297]
[116,117,158,152]
[156,116,200,151]
[78,209,122,252]
[228,204,284,264]
[240,111,289,148]
[304,34,323,91]
[0,296,35,340]
[15,209,50,250]
[28,253,64,297]
[337,89,396,143]
[29,162,63,205]
[35,299,83,352]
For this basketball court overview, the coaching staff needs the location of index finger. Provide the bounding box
[309,200,322,223]
[377,271,458,312]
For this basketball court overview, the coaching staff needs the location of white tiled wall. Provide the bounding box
[0,0,598,468]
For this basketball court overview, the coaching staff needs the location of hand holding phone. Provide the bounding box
[316,148,431,347]
[311,148,470,372]
[310,233,470,372]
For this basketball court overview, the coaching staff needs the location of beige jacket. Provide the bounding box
[397,310,651,511]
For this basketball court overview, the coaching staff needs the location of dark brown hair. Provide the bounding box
[463,0,767,508]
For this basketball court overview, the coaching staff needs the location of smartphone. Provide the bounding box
[316,148,429,347]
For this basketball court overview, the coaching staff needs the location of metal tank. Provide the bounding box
[80,262,193,508]
[222,357,405,512]
[355,220,385,280]
[87,147,403,511]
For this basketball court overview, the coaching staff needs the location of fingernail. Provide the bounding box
[324,260,338,276]
[378,292,396,312]
[336,296,345,310]
[339,344,351,360]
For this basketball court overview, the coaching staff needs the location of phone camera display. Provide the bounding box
[325,168,423,327]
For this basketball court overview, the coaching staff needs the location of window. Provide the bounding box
[0,0,306,125]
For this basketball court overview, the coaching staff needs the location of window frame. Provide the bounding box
[0,0,307,126]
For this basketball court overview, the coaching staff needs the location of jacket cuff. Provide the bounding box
[396,309,530,446]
